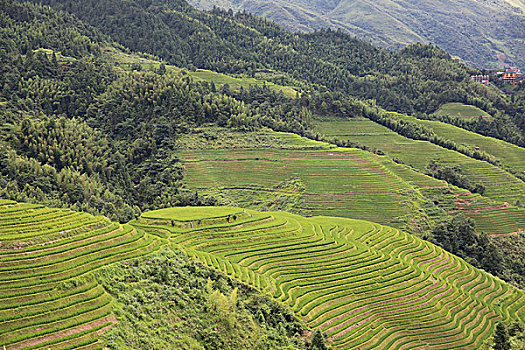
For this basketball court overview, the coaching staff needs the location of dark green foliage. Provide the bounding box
[491,234,525,289]
[431,214,504,276]
[508,322,524,338]
[425,160,486,195]
[309,329,328,350]
[494,322,512,350]
[97,248,309,349]
[0,1,222,221]
[0,0,315,222]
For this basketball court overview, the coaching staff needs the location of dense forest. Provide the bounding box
[25,0,525,146]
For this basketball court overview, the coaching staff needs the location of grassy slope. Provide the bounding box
[314,119,525,203]
[104,46,298,97]
[435,103,491,119]
[3,198,523,349]
[99,248,308,349]
[188,0,525,68]
[135,206,525,350]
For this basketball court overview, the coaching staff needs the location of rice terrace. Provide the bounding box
[132,206,525,349]
[2,0,525,349]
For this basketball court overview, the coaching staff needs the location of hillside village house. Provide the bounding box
[471,75,489,85]
[500,66,522,83]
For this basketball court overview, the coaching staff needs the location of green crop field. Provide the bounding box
[179,147,425,229]
[315,119,525,235]
[4,199,524,349]
[315,119,525,204]
[394,114,525,175]
[434,103,491,119]
[0,200,164,349]
[134,206,525,350]
[178,129,524,236]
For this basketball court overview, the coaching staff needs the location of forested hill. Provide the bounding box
[188,0,525,69]
[26,0,525,143]
[0,0,349,222]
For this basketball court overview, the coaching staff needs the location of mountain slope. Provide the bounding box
[31,0,525,145]
[188,0,525,68]
[135,206,525,349]
[0,200,310,349]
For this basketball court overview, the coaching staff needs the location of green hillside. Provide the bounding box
[315,118,525,205]
[0,199,163,349]
[3,199,523,349]
[189,0,525,68]
[104,46,299,98]
[314,118,525,239]
[435,103,491,119]
[177,127,525,289]
[134,206,525,349]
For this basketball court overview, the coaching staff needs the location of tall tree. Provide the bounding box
[493,322,511,350]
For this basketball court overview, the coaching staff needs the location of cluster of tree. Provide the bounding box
[425,160,486,195]
[28,0,525,144]
[430,214,503,276]
[98,248,327,349]
[492,322,524,350]
[490,234,525,289]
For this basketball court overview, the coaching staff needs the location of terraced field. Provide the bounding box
[179,147,423,227]
[315,119,525,234]
[315,119,524,202]
[179,129,524,235]
[134,206,525,350]
[0,199,163,350]
[394,114,525,175]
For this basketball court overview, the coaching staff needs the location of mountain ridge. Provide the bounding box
[188,0,525,68]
